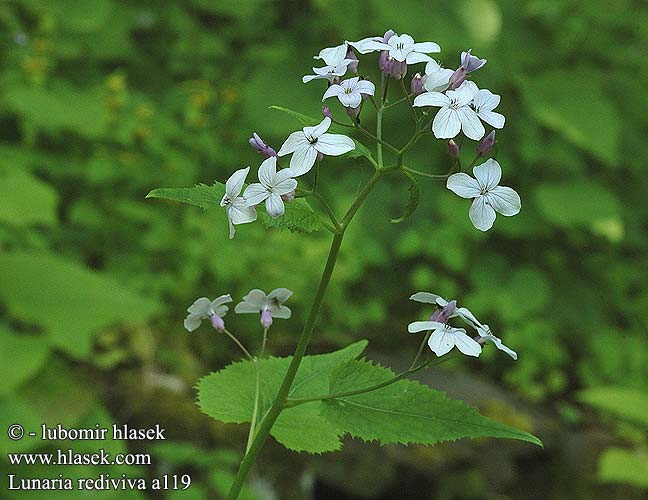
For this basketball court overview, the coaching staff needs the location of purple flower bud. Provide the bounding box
[322,105,332,119]
[428,300,457,324]
[346,104,361,121]
[411,73,424,96]
[448,67,468,90]
[447,139,460,158]
[477,130,496,156]
[248,132,277,158]
[346,47,359,73]
[381,56,407,80]
[381,29,396,43]
[316,151,324,162]
[260,309,273,329]
[461,49,487,73]
[210,314,225,332]
[281,190,295,202]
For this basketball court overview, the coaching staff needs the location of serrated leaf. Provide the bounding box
[260,198,322,233]
[269,105,374,161]
[578,386,648,428]
[0,252,160,358]
[391,170,419,223]
[146,182,225,210]
[197,341,368,453]
[321,359,542,447]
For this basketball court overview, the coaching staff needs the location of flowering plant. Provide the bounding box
[148,30,539,499]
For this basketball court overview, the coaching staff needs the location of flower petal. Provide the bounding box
[453,331,482,357]
[473,159,502,190]
[187,297,211,315]
[184,314,203,332]
[348,37,390,54]
[236,289,267,313]
[322,84,344,101]
[225,166,250,198]
[273,178,298,196]
[258,156,277,186]
[412,41,441,53]
[268,288,293,304]
[487,186,521,216]
[409,291,444,304]
[432,107,461,139]
[243,183,269,207]
[317,43,347,65]
[413,91,449,108]
[446,173,481,198]
[478,110,505,129]
[278,131,308,156]
[303,117,332,140]
[408,320,446,333]
[265,193,285,217]
[405,52,432,64]
[339,92,362,108]
[289,144,318,176]
[314,133,355,156]
[455,306,483,329]
[473,89,500,112]
[469,196,497,231]
[354,79,375,95]
[427,329,455,357]
[457,107,485,140]
[423,69,452,92]
[272,305,292,319]
[210,294,233,310]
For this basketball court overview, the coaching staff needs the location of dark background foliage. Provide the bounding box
[1,0,647,499]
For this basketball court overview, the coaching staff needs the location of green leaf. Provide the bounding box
[391,171,420,223]
[578,386,648,428]
[146,182,225,210]
[0,325,49,397]
[534,181,622,233]
[0,168,58,227]
[197,341,368,453]
[0,252,161,358]
[269,105,374,161]
[519,68,620,165]
[321,359,543,447]
[260,198,322,233]
[597,447,648,488]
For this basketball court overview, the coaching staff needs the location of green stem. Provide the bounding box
[403,166,451,180]
[223,329,253,361]
[399,78,418,123]
[409,332,431,370]
[308,190,341,230]
[340,170,383,229]
[355,124,400,154]
[245,327,268,453]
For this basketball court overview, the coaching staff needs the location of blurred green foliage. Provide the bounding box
[1,0,647,498]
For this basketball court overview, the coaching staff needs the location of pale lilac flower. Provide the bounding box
[243,157,297,218]
[184,295,232,332]
[322,77,375,108]
[302,59,356,84]
[410,292,483,328]
[408,320,482,357]
[446,159,521,231]
[220,167,257,239]
[249,133,277,158]
[235,288,293,328]
[461,49,487,72]
[411,73,425,96]
[477,130,496,156]
[384,33,440,63]
[413,81,484,140]
[277,117,355,176]
[473,89,505,129]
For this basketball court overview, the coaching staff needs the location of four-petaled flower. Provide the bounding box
[184,295,232,332]
[322,77,375,108]
[277,117,355,176]
[413,81,484,140]
[383,33,440,63]
[243,157,297,218]
[220,167,257,239]
[446,158,521,231]
[235,288,293,328]
[302,59,356,84]
[408,320,482,357]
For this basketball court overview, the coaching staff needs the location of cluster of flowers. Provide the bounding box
[220,29,521,238]
[185,289,516,361]
[184,288,293,332]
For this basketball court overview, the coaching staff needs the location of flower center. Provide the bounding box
[306,135,318,144]
[344,87,353,94]
[396,42,405,50]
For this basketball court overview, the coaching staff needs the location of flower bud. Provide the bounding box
[477,130,496,156]
[281,190,295,202]
[346,104,361,121]
[316,151,324,162]
[461,49,487,73]
[447,67,468,90]
[411,73,424,96]
[210,314,225,332]
[322,105,332,119]
[447,139,460,158]
[248,132,277,158]
[346,47,359,73]
[381,56,407,80]
[260,309,273,329]
[428,300,457,324]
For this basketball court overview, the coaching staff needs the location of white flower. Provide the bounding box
[446,159,521,231]
[184,295,232,332]
[473,88,505,129]
[413,81,484,140]
[314,42,349,65]
[384,33,440,64]
[235,288,293,328]
[322,77,375,108]
[347,36,391,54]
[423,59,454,92]
[277,117,355,176]
[220,167,257,239]
[477,324,518,360]
[410,292,481,326]
[303,59,355,84]
[408,320,482,357]
[243,157,297,218]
